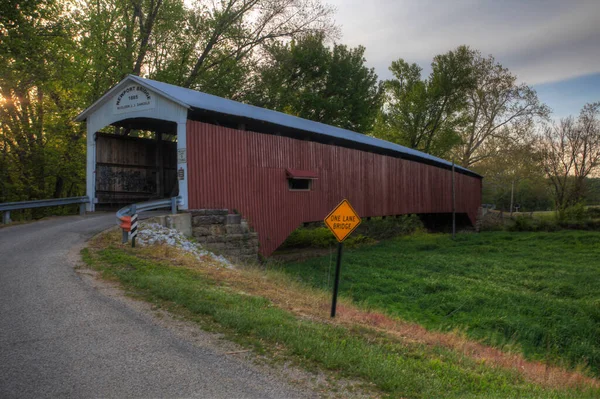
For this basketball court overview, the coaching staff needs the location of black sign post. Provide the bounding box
[323,199,361,318]
[330,242,344,318]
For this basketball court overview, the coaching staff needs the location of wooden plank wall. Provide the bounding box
[186,121,482,256]
[95,133,177,206]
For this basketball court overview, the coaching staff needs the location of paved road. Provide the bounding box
[0,214,311,398]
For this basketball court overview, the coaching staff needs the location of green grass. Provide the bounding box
[282,231,600,377]
[81,246,596,399]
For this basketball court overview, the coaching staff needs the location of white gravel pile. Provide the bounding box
[136,222,233,268]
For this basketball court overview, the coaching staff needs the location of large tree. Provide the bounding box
[0,0,87,203]
[540,102,600,210]
[246,33,382,132]
[73,0,336,99]
[455,52,549,167]
[372,46,476,158]
[474,132,549,212]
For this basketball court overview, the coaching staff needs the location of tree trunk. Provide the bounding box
[510,179,514,217]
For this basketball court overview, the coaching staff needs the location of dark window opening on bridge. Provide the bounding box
[288,178,312,191]
[286,169,317,191]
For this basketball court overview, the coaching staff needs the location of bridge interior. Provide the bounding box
[94,118,178,210]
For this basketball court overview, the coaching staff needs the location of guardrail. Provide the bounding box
[0,196,89,224]
[115,196,180,223]
[116,196,181,244]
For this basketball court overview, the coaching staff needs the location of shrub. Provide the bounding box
[356,215,424,240]
[563,203,588,223]
[280,227,374,249]
[509,216,535,232]
[509,215,561,232]
[279,215,423,250]
[586,206,600,219]
[536,218,560,232]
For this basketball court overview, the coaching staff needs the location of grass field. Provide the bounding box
[282,231,600,377]
[82,231,599,398]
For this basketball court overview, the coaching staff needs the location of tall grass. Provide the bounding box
[283,231,600,377]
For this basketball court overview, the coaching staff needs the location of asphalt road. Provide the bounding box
[0,213,312,398]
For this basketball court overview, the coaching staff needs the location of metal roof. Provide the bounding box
[77,74,480,177]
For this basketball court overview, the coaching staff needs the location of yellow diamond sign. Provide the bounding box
[324,199,362,242]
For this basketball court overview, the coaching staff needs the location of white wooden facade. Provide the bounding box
[76,76,189,211]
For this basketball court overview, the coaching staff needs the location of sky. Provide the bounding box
[328,0,600,118]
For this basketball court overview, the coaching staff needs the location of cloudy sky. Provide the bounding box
[328,0,600,118]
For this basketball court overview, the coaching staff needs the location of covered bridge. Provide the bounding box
[76,75,482,256]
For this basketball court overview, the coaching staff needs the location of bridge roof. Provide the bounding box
[76,75,480,177]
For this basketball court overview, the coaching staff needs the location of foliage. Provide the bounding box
[279,226,372,249]
[540,103,600,210]
[355,215,424,239]
[0,0,87,209]
[562,203,588,223]
[0,0,337,207]
[475,141,552,212]
[454,51,549,167]
[279,215,423,250]
[284,231,600,377]
[82,245,597,398]
[72,0,337,96]
[372,46,477,158]
[246,33,382,132]
[508,216,559,232]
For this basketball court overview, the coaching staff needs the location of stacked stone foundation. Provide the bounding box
[190,209,259,263]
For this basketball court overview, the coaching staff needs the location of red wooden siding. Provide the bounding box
[187,121,482,256]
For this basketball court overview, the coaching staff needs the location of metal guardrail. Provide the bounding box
[115,196,180,225]
[116,196,180,245]
[0,196,89,224]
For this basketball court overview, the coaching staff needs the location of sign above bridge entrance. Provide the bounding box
[113,85,155,114]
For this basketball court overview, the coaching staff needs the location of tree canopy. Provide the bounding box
[246,33,382,132]
[372,46,476,158]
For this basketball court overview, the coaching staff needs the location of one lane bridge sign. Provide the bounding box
[324,199,361,242]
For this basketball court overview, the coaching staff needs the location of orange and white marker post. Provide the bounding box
[324,199,361,318]
[119,205,138,248]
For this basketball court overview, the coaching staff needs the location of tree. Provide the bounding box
[246,33,382,132]
[539,102,600,210]
[455,52,549,167]
[474,133,548,212]
[179,0,337,91]
[0,0,87,204]
[72,0,188,101]
[73,0,336,99]
[372,46,476,158]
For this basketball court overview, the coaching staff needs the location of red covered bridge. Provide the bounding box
[77,75,482,256]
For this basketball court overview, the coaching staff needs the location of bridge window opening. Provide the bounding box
[286,168,317,192]
[288,178,312,191]
[95,118,178,210]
